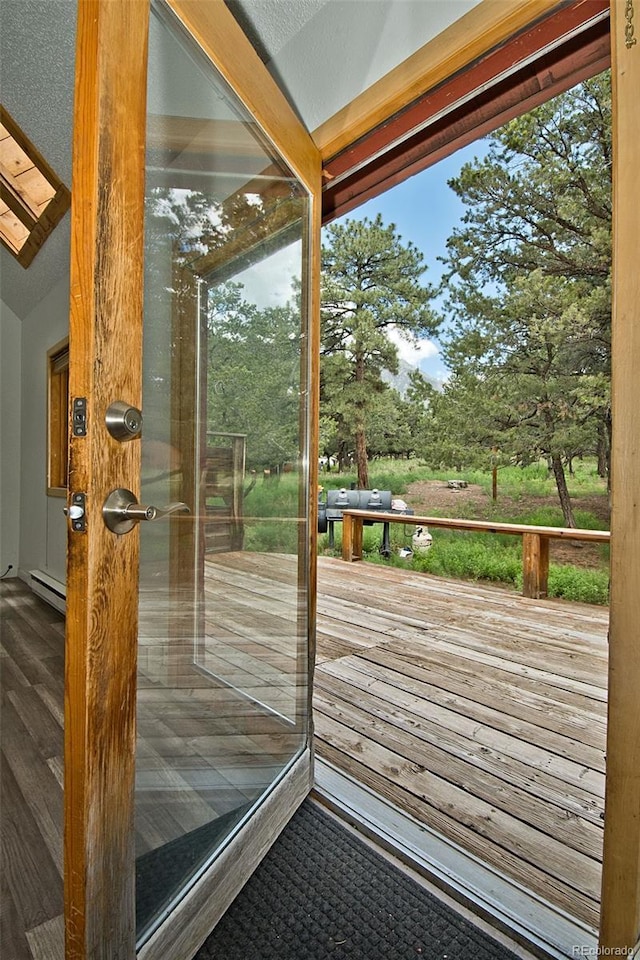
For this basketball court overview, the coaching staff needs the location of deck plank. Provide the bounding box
[313,555,608,931]
[315,662,605,797]
[317,737,600,930]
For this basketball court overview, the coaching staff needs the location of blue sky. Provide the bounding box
[335,139,488,385]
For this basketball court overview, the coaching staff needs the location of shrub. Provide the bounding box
[547,566,610,605]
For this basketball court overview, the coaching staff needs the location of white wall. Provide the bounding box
[0,300,22,577]
[18,275,69,584]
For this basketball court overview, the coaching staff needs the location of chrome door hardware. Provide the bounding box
[105,401,143,441]
[64,492,87,532]
[103,488,189,535]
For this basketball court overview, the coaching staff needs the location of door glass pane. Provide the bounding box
[135,3,311,943]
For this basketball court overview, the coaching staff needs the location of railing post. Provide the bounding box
[522,532,549,598]
[342,513,363,561]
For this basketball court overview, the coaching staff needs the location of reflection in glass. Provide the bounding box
[135,3,310,942]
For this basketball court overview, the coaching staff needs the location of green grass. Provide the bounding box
[319,499,610,605]
[241,472,302,554]
[547,566,609,605]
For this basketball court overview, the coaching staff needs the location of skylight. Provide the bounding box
[0,105,70,268]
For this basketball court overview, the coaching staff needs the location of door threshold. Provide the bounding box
[313,758,597,960]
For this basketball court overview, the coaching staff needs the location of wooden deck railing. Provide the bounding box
[340,509,610,599]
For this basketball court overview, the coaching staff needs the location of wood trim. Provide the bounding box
[321,11,610,222]
[338,510,611,543]
[322,0,609,183]
[182,196,305,285]
[0,104,65,196]
[522,532,550,600]
[0,179,37,231]
[138,749,313,960]
[64,1,149,957]
[167,259,204,690]
[339,511,609,600]
[165,0,321,193]
[600,0,640,951]
[312,0,568,159]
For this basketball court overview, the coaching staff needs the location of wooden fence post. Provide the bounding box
[521,532,549,599]
[341,513,363,561]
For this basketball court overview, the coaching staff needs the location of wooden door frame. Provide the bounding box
[66,1,320,958]
[66,0,640,954]
[600,1,640,952]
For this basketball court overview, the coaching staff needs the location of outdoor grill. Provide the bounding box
[318,488,413,557]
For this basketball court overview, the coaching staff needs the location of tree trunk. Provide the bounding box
[597,411,612,496]
[597,423,608,479]
[606,408,612,498]
[355,417,369,488]
[551,453,576,527]
[354,353,369,488]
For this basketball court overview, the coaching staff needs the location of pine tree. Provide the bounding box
[321,214,437,487]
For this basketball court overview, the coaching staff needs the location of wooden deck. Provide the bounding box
[314,555,609,936]
[1,557,609,956]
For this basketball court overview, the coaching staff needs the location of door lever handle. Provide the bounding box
[124,501,189,522]
[103,488,189,535]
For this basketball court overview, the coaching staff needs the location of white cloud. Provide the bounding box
[234,241,301,309]
[388,326,439,367]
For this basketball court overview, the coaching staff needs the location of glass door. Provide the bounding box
[135,4,313,944]
[65,2,319,958]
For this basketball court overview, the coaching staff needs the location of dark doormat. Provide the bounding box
[136,803,251,938]
[196,800,520,960]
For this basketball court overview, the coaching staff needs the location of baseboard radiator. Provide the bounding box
[29,569,66,614]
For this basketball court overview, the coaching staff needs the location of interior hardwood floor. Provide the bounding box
[1,579,65,960]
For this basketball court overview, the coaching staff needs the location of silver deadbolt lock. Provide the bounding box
[105,401,143,442]
[103,488,189,535]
